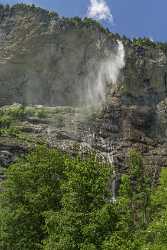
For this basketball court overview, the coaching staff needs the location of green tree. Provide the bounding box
[141,168,167,250]
[0,146,66,250]
[104,149,152,250]
[127,149,151,227]
[44,155,114,249]
[0,145,156,250]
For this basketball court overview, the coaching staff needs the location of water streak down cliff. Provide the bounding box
[0,4,167,179]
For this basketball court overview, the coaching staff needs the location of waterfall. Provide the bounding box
[107,152,117,203]
[84,40,125,107]
[112,170,116,203]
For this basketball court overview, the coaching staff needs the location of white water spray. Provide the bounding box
[85,40,125,107]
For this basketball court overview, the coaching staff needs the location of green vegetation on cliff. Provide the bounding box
[0,3,109,34]
[132,37,167,51]
[0,146,166,249]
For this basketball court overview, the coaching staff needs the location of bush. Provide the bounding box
[0,115,12,128]
[36,109,47,119]
[5,104,26,120]
[132,38,156,48]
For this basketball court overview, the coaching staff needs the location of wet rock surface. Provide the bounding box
[0,100,166,181]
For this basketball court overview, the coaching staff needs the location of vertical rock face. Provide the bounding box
[0,4,167,177]
[0,4,120,106]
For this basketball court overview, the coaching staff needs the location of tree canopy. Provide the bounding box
[0,146,166,249]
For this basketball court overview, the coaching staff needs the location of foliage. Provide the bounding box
[0,104,27,124]
[0,146,167,249]
[132,37,167,52]
[141,168,167,249]
[0,146,66,250]
[119,150,152,230]
[0,146,112,250]
[0,105,28,136]
[82,17,108,33]
[68,17,82,26]
[4,104,26,120]
[44,154,112,249]
[0,115,12,129]
[35,108,47,119]
[66,16,109,33]
[132,38,156,48]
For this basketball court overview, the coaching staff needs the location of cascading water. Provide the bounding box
[107,152,117,203]
[85,40,125,108]
[112,170,117,203]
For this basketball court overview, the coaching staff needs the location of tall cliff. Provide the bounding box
[0,4,167,180]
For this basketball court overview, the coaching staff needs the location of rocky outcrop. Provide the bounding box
[0,4,167,179]
[0,4,118,106]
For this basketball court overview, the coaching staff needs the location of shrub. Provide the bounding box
[5,104,26,120]
[0,115,12,129]
[36,109,47,119]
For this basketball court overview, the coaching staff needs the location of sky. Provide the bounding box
[0,0,167,42]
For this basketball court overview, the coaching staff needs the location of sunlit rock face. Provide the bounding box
[0,4,124,107]
[0,4,167,179]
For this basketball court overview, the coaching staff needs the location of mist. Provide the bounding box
[84,40,125,108]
